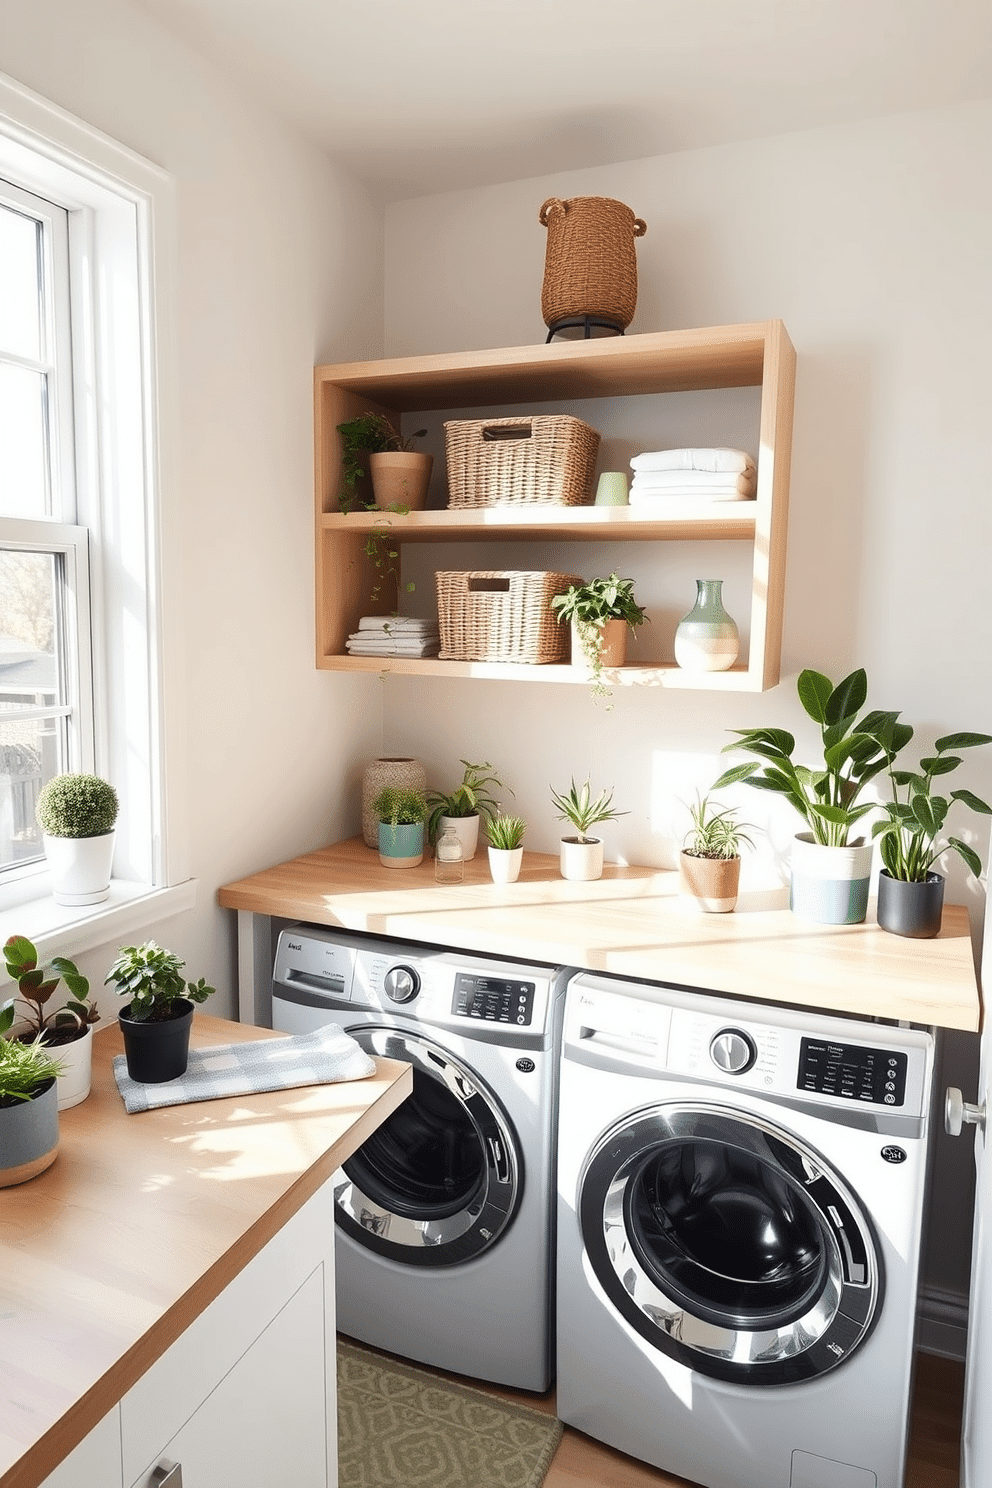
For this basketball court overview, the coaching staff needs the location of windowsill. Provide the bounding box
[0,877,198,967]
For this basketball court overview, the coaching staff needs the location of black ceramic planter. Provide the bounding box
[118,998,194,1083]
[876,870,945,939]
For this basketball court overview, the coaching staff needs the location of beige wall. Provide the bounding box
[382,98,992,1314]
[0,0,387,1017]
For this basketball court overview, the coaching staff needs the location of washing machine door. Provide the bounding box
[333,1026,521,1268]
[579,1103,881,1386]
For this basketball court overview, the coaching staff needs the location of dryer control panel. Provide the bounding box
[453,973,535,1026]
[798,1037,907,1106]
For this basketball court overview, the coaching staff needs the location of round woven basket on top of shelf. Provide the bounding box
[539,196,647,334]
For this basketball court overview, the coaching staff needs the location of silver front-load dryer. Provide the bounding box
[556,971,935,1488]
[272,924,566,1391]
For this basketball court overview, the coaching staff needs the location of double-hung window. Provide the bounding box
[0,178,92,878]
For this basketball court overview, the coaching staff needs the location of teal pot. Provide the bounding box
[0,1077,59,1187]
[790,833,872,925]
[674,579,739,672]
[118,999,194,1083]
[378,820,424,869]
[877,870,945,939]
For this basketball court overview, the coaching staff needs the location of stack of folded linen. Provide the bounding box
[628,448,757,505]
[345,616,441,658]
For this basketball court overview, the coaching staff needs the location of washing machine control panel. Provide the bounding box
[452,973,535,1026]
[798,1037,908,1106]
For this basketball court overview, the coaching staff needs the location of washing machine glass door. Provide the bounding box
[334,1026,521,1268]
[580,1103,880,1386]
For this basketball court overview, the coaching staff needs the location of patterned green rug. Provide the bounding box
[337,1340,563,1488]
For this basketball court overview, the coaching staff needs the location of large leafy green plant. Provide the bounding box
[872,732,992,881]
[2,934,99,1042]
[714,668,905,848]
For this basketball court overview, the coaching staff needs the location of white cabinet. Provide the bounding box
[40,1183,337,1488]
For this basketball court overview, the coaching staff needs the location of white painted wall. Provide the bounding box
[0,0,387,1018]
[383,98,992,1313]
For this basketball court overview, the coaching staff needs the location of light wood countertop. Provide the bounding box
[0,1014,412,1488]
[218,837,982,1033]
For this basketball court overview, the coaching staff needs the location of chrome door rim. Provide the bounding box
[579,1102,880,1385]
[334,1025,521,1267]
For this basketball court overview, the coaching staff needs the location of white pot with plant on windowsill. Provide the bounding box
[35,773,118,906]
[550,777,627,882]
[487,814,527,884]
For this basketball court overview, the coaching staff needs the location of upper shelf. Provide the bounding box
[319,503,758,543]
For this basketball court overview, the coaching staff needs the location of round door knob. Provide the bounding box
[384,965,420,1003]
[945,1086,986,1137]
[709,1027,757,1075]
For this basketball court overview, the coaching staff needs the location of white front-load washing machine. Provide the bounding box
[272,924,566,1392]
[556,970,935,1488]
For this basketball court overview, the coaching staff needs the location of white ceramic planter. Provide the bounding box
[43,830,115,906]
[560,836,604,882]
[53,1025,94,1109]
[790,833,873,925]
[488,846,523,884]
[439,814,480,861]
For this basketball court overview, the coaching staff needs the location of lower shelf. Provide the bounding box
[317,655,765,689]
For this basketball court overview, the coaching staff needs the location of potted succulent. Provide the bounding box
[0,1001,64,1187]
[426,760,509,861]
[487,814,527,885]
[35,772,118,906]
[374,786,428,869]
[550,776,627,881]
[106,941,216,1084]
[551,572,648,701]
[679,794,756,914]
[3,935,100,1108]
[872,729,992,938]
[714,668,902,925]
[337,412,431,512]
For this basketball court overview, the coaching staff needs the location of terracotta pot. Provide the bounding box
[369,451,433,510]
[571,618,627,673]
[679,851,741,913]
[560,837,604,881]
[877,870,945,939]
[790,833,873,925]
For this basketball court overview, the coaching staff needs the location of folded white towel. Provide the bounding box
[346,640,441,657]
[114,1025,376,1114]
[630,448,755,474]
[628,486,754,507]
[357,615,438,633]
[630,471,756,497]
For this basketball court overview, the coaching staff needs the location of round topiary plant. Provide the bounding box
[36,773,119,839]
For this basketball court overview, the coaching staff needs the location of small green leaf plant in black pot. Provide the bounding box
[872,730,992,937]
[106,941,215,1084]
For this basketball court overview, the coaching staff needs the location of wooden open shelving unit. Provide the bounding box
[313,320,796,691]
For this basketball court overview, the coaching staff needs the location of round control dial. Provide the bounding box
[709,1027,757,1075]
[383,965,420,1003]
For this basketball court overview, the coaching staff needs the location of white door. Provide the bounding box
[953,907,992,1488]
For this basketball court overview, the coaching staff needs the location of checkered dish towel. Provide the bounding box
[113,1025,377,1114]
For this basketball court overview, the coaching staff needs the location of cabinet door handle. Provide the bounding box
[151,1462,183,1487]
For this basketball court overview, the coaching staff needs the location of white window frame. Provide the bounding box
[0,69,195,956]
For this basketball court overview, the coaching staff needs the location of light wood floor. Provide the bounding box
[351,1342,964,1488]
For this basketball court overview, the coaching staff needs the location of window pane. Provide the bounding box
[0,714,57,868]
[0,550,62,869]
[0,363,49,516]
[0,203,42,361]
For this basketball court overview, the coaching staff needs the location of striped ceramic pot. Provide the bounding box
[674,579,739,672]
[790,833,873,925]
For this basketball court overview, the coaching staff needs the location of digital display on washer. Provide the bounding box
[798,1037,907,1106]
[452,973,535,1026]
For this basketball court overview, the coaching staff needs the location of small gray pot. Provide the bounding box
[0,1078,59,1187]
[877,870,945,939]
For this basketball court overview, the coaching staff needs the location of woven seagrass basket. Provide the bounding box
[539,196,647,333]
[444,415,600,509]
[435,571,581,664]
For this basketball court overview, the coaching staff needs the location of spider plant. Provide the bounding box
[550,778,627,843]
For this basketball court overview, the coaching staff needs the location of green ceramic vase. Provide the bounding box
[674,579,739,672]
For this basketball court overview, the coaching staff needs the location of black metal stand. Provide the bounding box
[544,315,626,343]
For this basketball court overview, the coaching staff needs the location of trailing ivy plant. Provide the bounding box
[551,573,647,702]
[337,413,427,513]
